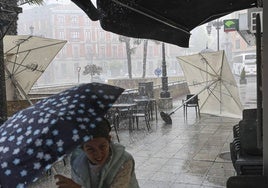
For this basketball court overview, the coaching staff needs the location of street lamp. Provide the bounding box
[206,19,223,51]
[160,43,170,98]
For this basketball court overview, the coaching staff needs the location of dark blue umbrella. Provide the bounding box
[0,82,124,188]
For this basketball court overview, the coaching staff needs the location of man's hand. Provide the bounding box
[54,174,82,188]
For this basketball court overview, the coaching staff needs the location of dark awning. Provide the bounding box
[71,0,260,47]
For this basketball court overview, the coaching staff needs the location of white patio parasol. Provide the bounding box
[3,35,67,103]
[177,50,243,118]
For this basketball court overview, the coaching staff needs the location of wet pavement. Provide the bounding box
[29,76,256,188]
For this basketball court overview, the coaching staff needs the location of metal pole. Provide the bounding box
[217,26,220,51]
[255,14,262,150]
[160,43,170,98]
[0,34,7,124]
[77,67,81,83]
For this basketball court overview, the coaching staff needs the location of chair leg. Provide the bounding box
[183,105,185,118]
[136,117,139,129]
[145,116,150,131]
[113,124,120,143]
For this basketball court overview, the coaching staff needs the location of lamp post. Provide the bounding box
[158,42,173,109]
[206,19,223,51]
[160,43,170,98]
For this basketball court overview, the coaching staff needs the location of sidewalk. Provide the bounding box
[29,77,256,188]
[119,100,239,188]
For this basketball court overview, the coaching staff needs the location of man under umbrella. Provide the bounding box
[54,118,139,188]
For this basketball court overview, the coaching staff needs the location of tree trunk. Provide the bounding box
[142,40,148,78]
[125,40,132,79]
[0,0,20,124]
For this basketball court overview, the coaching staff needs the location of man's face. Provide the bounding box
[82,137,110,166]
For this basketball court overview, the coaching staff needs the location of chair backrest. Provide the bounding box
[186,94,198,105]
[135,100,150,114]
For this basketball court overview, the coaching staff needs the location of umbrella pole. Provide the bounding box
[161,80,218,123]
[5,68,33,105]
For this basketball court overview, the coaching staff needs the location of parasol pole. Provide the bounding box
[160,79,219,124]
[5,68,33,105]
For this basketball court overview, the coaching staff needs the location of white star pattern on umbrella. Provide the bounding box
[36,152,44,159]
[72,134,80,141]
[13,158,20,165]
[1,162,7,168]
[56,140,64,147]
[44,154,52,161]
[0,83,124,187]
[27,148,34,155]
[13,148,20,155]
[5,169,11,176]
[20,170,27,177]
[33,163,41,170]
[35,139,43,147]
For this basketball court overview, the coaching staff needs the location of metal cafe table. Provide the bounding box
[110,103,137,131]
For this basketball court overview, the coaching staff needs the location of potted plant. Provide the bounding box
[239,67,247,84]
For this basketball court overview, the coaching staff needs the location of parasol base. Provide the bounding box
[160,111,172,124]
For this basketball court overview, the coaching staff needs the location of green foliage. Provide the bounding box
[240,67,246,80]
[83,64,102,78]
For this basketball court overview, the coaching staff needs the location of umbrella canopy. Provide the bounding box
[177,50,243,118]
[3,35,67,102]
[71,0,259,47]
[0,82,124,188]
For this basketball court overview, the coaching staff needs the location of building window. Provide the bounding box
[57,16,65,25]
[71,16,78,24]
[99,31,105,41]
[70,31,80,41]
[85,30,91,40]
[59,30,65,39]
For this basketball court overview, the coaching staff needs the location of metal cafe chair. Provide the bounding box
[105,111,120,143]
[132,100,151,131]
[182,94,200,119]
